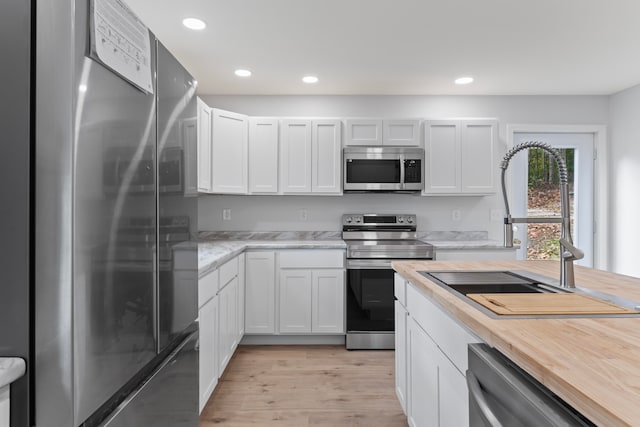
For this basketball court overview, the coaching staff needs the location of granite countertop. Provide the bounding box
[197,230,514,276]
[198,232,346,277]
[418,231,512,250]
[0,357,26,388]
[393,259,640,427]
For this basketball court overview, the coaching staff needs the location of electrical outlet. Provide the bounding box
[299,208,308,221]
[451,209,461,221]
[222,208,231,221]
[491,209,503,221]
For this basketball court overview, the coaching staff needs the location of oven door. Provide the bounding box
[346,259,396,349]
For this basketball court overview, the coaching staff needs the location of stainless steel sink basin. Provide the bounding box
[424,271,566,296]
[418,270,640,319]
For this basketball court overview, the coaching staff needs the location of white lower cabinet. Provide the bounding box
[407,317,439,427]
[279,269,313,333]
[245,250,345,336]
[396,273,482,427]
[278,250,345,334]
[198,271,219,413]
[245,251,277,334]
[394,300,408,414]
[198,254,245,413]
[218,276,239,375]
[311,270,345,333]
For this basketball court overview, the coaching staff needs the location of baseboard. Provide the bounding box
[240,335,346,345]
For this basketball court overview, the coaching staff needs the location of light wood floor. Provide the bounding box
[200,345,408,426]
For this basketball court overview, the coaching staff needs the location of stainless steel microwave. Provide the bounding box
[343,147,424,192]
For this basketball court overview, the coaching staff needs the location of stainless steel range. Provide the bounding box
[343,214,434,349]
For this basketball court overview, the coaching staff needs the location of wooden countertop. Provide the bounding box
[392,260,640,427]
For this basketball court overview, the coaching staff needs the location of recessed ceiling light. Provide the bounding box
[302,75,319,84]
[182,18,206,30]
[455,77,474,85]
[234,69,252,77]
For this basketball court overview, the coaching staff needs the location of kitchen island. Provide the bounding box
[392,260,640,427]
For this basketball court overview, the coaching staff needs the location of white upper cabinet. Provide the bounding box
[345,118,421,146]
[383,119,421,146]
[460,120,497,193]
[280,119,342,194]
[345,119,383,146]
[249,118,279,193]
[280,119,312,193]
[196,97,212,193]
[211,108,248,194]
[311,119,342,194]
[423,119,498,195]
[424,120,460,193]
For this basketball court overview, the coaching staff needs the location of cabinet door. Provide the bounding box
[198,296,218,413]
[245,252,276,334]
[395,300,408,415]
[311,269,344,333]
[196,98,212,192]
[345,119,383,146]
[237,253,245,340]
[249,118,279,193]
[218,277,238,375]
[279,269,312,333]
[407,318,439,427]
[280,119,312,193]
[460,120,497,193]
[311,120,342,194]
[424,120,460,194]
[211,108,248,194]
[383,119,421,146]
[217,283,230,375]
[438,350,470,427]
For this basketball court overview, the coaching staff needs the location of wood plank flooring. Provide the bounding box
[200,345,407,427]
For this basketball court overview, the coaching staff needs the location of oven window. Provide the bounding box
[346,159,401,183]
[347,269,395,332]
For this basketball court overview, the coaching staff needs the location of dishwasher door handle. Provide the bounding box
[466,370,504,427]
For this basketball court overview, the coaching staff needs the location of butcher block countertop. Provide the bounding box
[392,260,640,427]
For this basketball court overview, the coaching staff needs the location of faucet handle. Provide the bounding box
[559,237,584,261]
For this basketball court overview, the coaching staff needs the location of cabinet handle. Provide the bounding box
[466,370,504,427]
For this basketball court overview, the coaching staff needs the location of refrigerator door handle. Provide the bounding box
[466,370,504,427]
[153,249,159,353]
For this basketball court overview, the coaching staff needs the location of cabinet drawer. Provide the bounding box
[279,250,344,269]
[219,256,239,289]
[199,270,219,308]
[394,273,407,306]
[407,282,481,374]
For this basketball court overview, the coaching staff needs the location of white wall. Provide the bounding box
[198,95,609,241]
[609,85,640,276]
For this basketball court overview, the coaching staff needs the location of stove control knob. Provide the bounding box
[407,217,415,224]
[355,216,362,223]
[345,217,353,224]
[398,216,405,223]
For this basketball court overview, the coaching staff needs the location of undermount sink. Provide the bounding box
[418,270,640,318]
[423,271,565,296]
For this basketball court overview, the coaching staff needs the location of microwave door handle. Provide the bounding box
[399,156,405,190]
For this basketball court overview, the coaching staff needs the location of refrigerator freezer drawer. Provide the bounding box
[102,330,199,427]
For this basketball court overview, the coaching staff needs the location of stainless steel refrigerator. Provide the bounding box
[1,0,200,425]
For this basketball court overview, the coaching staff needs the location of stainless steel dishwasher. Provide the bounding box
[467,344,595,427]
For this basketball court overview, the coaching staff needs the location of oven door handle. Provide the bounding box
[346,259,393,269]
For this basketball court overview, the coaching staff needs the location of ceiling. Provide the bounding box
[125,0,640,96]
